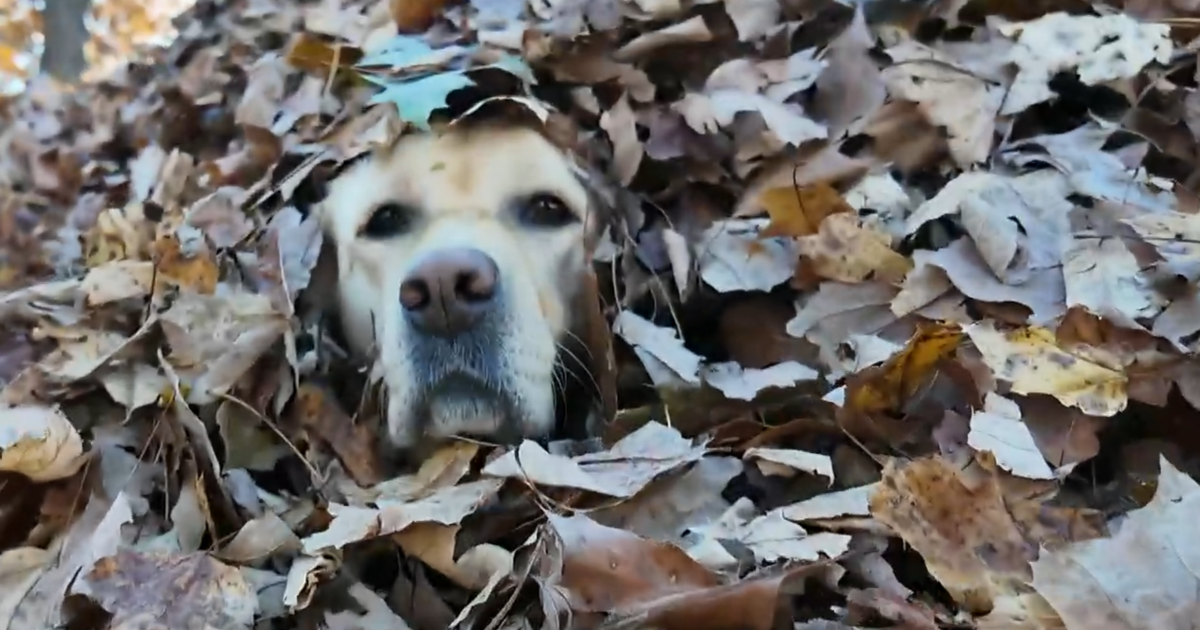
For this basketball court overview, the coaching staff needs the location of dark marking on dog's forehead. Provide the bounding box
[571,165,626,249]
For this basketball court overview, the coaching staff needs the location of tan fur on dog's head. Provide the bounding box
[315,123,612,454]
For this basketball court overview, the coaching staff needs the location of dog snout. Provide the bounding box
[399,247,500,337]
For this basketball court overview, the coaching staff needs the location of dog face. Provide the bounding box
[317,124,602,452]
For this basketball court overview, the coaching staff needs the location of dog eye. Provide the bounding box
[362,203,415,238]
[519,193,576,227]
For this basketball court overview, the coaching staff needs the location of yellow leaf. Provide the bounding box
[964,321,1127,417]
[84,230,129,268]
[0,42,22,75]
[0,265,18,288]
[83,208,157,267]
[757,183,853,238]
[284,32,363,77]
[157,381,189,407]
[845,321,964,415]
[797,213,913,284]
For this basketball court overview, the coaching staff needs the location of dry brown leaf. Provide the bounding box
[390,0,452,33]
[600,93,643,186]
[797,213,913,284]
[394,523,513,591]
[1031,458,1200,630]
[482,422,706,497]
[256,207,323,317]
[0,404,87,482]
[756,183,853,238]
[81,261,155,306]
[300,479,503,554]
[291,381,387,487]
[845,588,937,630]
[811,7,886,137]
[1017,395,1104,473]
[83,207,156,268]
[77,549,257,629]
[967,393,1055,480]
[2,2,1198,629]
[719,295,820,369]
[882,40,1001,166]
[545,512,811,630]
[215,512,301,564]
[592,456,743,543]
[844,321,963,416]
[870,455,1104,615]
[284,32,364,77]
[152,232,220,295]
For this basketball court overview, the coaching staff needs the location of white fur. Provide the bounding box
[316,126,594,449]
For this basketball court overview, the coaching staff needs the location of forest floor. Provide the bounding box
[1,0,1199,629]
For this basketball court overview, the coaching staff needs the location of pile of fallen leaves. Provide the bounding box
[3,0,1200,628]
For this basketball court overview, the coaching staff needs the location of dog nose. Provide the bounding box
[399,248,499,337]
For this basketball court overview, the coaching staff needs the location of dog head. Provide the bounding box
[315,123,612,454]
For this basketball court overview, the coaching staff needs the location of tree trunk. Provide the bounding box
[40,0,91,82]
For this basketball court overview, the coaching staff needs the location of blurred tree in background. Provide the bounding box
[0,0,193,88]
[42,0,91,80]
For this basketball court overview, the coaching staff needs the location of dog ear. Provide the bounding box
[576,265,618,436]
[296,199,341,327]
[575,170,636,436]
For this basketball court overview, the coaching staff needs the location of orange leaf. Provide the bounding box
[0,43,23,75]
[153,233,219,294]
[390,0,452,33]
[757,182,853,238]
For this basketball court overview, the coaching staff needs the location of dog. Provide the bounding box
[313,122,616,458]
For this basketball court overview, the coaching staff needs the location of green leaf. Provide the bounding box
[368,71,475,128]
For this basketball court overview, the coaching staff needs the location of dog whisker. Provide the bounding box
[562,329,595,360]
[555,340,602,402]
[551,368,568,406]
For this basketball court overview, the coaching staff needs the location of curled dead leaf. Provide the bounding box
[0,404,87,482]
